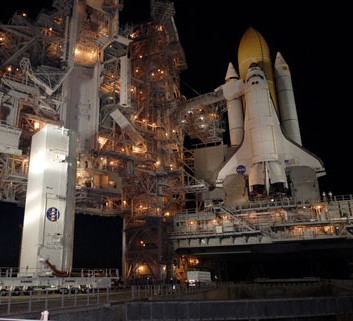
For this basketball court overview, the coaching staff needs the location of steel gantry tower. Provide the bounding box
[0,0,225,281]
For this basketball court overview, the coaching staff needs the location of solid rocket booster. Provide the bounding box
[221,63,244,147]
[274,52,302,146]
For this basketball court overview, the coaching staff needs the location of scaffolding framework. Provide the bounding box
[0,0,227,282]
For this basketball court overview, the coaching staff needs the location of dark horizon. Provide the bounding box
[2,200,353,280]
[0,202,122,270]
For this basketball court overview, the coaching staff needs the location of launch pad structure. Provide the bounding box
[1,0,353,284]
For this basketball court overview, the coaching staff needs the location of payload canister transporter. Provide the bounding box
[215,27,325,202]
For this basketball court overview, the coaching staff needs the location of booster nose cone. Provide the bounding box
[225,62,239,82]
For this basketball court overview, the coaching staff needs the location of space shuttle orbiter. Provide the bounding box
[215,27,325,198]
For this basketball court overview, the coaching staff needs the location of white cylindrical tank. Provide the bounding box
[222,63,244,147]
[274,52,302,146]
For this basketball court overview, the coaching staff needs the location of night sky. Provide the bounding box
[1,1,353,270]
